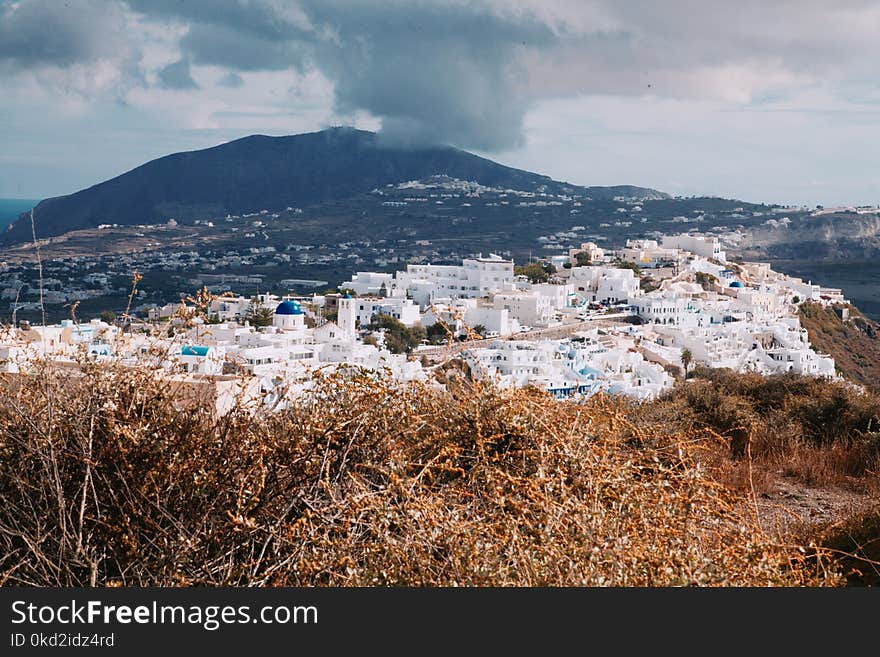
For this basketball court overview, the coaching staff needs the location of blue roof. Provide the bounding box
[275,300,303,315]
[181,345,210,357]
[729,281,744,288]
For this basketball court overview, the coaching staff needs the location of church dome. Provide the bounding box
[275,300,303,315]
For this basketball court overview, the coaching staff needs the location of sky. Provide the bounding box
[1,0,879,206]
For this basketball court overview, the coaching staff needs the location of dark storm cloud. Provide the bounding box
[0,0,129,69]
[180,22,307,72]
[126,0,301,42]
[302,1,555,150]
[124,0,556,150]
[157,57,197,90]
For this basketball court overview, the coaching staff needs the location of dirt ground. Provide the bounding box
[746,473,880,585]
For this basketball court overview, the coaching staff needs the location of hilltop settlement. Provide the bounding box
[1,232,846,414]
[0,233,845,413]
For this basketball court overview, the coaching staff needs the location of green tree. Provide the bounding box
[694,271,718,291]
[368,314,426,354]
[573,251,592,267]
[472,324,487,337]
[426,322,450,345]
[614,261,642,276]
[99,310,116,325]
[680,348,693,379]
[245,298,275,327]
[515,262,554,283]
[640,277,659,292]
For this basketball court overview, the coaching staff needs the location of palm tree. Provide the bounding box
[680,348,693,379]
[245,296,275,327]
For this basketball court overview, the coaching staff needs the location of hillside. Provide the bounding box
[2,127,665,243]
[799,302,880,391]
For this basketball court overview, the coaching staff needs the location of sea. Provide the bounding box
[0,198,38,231]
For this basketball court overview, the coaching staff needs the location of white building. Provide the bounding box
[421,299,520,337]
[0,231,845,409]
[648,317,835,377]
[492,291,554,327]
[531,283,576,311]
[568,242,606,265]
[176,345,226,375]
[343,254,515,309]
[317,338,425,382]
[272,299,306,331]
[464,305,520,337]
[344,272,403,298]
[208,295,253,321]
[352,297,421,327]
[569,266,641,304]
[465,333,672,400]
[661,234,726,262]
[400,254,514,302]
[619,239,680,268]
[337,294,358,340]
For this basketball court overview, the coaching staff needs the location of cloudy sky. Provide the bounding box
[1,0,879,205]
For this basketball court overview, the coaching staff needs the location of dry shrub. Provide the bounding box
[663,368,880,486]
[778,442,880,487]
[813,511,880,586]
[0,362,837,586]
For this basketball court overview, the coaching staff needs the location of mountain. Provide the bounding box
[3,127,666,244]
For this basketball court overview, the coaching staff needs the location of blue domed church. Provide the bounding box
[273,300,305,330]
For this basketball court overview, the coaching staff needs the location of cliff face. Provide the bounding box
[740,213,880,260]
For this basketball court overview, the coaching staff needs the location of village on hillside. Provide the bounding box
[0,233,846,414]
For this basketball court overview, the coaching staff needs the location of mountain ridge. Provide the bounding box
[3,127,667,244]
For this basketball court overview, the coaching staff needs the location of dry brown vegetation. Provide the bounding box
[636,367,880,585]
[654,367,880,489]
[0,362,855,587]
[799,302,880,392]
